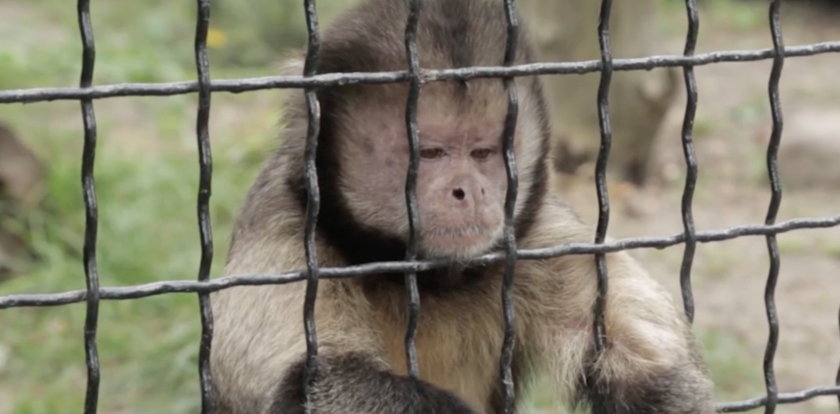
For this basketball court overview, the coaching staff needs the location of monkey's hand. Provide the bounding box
[272,352,480,414]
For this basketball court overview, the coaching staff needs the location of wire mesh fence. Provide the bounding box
[0,0,839,413]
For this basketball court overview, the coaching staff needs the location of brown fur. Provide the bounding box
[210,0,714,413]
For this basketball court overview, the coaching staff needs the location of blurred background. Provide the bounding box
[0,0,838,413]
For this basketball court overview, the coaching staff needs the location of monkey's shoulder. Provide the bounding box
[520,194,593,248]
[515,194,653,290]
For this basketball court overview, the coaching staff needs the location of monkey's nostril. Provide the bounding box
[452,188,466,200]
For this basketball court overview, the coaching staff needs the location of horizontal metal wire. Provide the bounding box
[716,385,840,412]
[1,41,838,104]
[2,214,837,309]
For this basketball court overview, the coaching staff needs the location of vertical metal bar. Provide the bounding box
[499,0,520,412]
[592,0,614,354]
[301,0,322,411]
[679,0,700,323]
[402,0,422,379]
[836,305,840,409]
[193,0,215,412]
[762,0,785,412]
[77,1,101,413]
[834,310,840,408]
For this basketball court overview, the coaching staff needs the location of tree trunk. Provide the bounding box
[519,0,677,185]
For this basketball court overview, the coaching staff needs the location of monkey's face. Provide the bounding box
[413,122,508,259]
[342,123,507,259]
[337,82,541,260]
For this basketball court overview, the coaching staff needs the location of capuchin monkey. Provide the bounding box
[210,0,716,413]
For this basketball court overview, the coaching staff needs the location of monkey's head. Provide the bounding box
[339,82,531,259]
[289,0,550,264]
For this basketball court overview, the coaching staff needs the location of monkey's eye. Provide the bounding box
[420,148,447,159]
[470,148,495,160]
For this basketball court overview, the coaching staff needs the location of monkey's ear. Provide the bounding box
[279,51,306,77]
[277,52,307,120]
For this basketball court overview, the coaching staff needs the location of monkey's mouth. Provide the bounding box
[419,224,499,258]
[427,224,486,238]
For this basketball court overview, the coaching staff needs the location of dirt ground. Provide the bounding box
[558,3,840,412]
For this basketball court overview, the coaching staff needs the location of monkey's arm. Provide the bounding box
[521,252,715,414]
[529,252,715,414]
[272,352,479,414]
[519,200,715,414]
[583,257,715,414]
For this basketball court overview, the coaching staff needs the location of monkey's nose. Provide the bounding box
[452,188,466,201]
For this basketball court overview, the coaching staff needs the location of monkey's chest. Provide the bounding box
[378,301,503,413]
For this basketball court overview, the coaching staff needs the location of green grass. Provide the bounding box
[700,328,765,402]
[655,0,767,37]
[0,1,291,412]
[0,98,271,413]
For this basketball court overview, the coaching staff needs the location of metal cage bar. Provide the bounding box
[402,0,422,379]
[836,305,840,408]
[300,0,323,411]
[760,0,786,412]
[3,42,840,104]
[1,216,838,308]
[76,1,101,413]
[678,0,700,324]
[499,0,521,411]
[0,1,839,413]
[718,386,840,412]
[193,0,215,413]
[592,0,614,354]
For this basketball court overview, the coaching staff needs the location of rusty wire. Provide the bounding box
[0,1,839,413]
